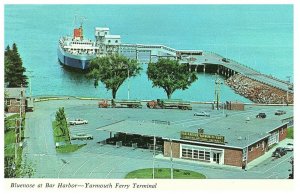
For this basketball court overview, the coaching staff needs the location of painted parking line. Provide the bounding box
[263,154,292,174]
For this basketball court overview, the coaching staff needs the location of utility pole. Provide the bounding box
[214,74,222,110]
[27,70,34,99]
[152,136,156,179]
[170,139,173,179]
[127,66,130,100]
[19,86,23,143]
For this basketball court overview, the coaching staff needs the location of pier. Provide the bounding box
[120,43,293,94]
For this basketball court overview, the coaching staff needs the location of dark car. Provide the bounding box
[275,110,286,116]
[272,147,287,158]
[222,58,230,63]
[256,113,266,119]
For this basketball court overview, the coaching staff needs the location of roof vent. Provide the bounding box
[246,117,250,121]
[237,136,242,140]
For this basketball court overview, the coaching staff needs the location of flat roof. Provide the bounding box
[105,35,121,39]
[96,105,293,149]
[95,27,110,31]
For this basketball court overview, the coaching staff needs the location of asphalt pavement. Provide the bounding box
[23,99,293,179]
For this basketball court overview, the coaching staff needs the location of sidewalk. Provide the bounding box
[155,153,242,171]
[154,138,293,171]
[246,138,293,170]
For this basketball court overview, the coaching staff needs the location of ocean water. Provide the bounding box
[4,5,293,102]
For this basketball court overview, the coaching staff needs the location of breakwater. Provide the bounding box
[226,74,293,104]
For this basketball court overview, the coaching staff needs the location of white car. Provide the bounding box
[69,119,88,125]
[71,133,93,140]
[284,143,293,151]
[194,111,210,117]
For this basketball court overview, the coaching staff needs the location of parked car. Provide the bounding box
[256,113,266,119]
[69,119,88,125]
[194,111,210,117]
[272,147,287,158]
[275,110,286,116]
[284,143,293,151]
[71,133,93,140]
[222,58,230,63]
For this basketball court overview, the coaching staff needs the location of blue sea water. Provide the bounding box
[4,5,293,102]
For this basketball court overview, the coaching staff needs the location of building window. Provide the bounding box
[256,143,260,148]
[115,40,118,43]
[108,40,111,43]
[181,145,212,162]
[281,129,284,134]
[5,99,11,106]
[249,147,253,152]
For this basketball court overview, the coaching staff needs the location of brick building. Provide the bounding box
[4,88,26,114]
[98,107,292,169]
[162,121,288,168]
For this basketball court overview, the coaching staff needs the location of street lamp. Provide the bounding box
[127,65,130,100]
[27,71,34,99]
[170,139,173,179]
[152,136,156,179]
[214,74,223,110]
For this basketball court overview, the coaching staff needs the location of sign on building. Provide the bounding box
[180,131,225,144]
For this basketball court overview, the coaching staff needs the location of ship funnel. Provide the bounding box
[73,26,83,40]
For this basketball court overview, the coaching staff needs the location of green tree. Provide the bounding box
[55,107,70,141]
[147,58,198,99]
[86,54,141,99]
[5,43,28,87]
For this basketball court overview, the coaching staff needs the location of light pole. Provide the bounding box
[27,71,34,99]
[152,136,156,179]
[170,139,173,179]
[127,66,130,100]
[214,74,223,110]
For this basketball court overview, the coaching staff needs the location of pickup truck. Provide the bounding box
[69,119,88,125]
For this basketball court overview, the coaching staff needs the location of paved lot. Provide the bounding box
[23,99,293,179]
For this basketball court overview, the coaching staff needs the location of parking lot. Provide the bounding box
[23,98,293,178]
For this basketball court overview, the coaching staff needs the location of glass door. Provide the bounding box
[212,152,221,164]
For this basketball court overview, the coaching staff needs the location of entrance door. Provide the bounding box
[213,152,221,164]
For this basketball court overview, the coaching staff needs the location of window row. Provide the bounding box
[181,148,210,161]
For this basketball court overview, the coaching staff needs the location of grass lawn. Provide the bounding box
[4,130,16,156]
[56,144,86,153]
[52,121,85,153]
[4,114,25,177]
[4,114,24,157]
[287,127,293,139]
[125,168,206,179]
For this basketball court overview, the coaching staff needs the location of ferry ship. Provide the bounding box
[58,24,121,70]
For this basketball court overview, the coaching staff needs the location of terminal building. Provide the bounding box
[98,107,293,169]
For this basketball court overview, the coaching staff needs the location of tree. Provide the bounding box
[55,107,70,141]
[5,43,28,87]
[147,58,198,99]
[86,54,141,99]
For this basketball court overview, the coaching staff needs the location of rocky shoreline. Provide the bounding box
[226,74,293,104]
